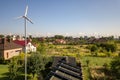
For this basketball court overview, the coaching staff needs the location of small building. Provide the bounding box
[13,40,36,53]
[53,39,66,44]
[0,38,22,60]
[87,38,108,44]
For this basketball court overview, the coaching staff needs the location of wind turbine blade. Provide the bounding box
[24,5,28,17]
[25,17,33,24]
[15,16,23,20]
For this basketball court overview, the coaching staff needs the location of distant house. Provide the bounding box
[13,40,36,53]
[95,38,108,43]
[87,38,108,44]
[12,35,25,41]
[0,38,22,60]
[53,39,66,44]
[38,37,46,42]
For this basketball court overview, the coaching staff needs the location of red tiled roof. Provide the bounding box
[0,42,22,50]
[13,40,30,47]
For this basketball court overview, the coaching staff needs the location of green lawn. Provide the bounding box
[0,64,30,80]
[0,64,9,80]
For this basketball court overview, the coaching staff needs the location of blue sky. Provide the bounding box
[0,0,120,37]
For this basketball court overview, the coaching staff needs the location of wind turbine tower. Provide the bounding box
[17,5,33,80]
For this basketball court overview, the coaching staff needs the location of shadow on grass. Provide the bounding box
[0,72,9,80]
[15,75,31,80]
[0,72,31,80]
[0,77,8,80]
[1,72,9,76]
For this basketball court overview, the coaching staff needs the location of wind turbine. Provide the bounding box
[17,5,33,80]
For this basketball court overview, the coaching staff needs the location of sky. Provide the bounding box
[0,0,120,37]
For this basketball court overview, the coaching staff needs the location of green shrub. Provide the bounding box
[0,57,4,64]
[0,57,9,64]
[110,57,120,79]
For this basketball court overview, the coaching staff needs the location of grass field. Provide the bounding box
[79,56,113,80]
[0,64,32,80]
[0,64,9,80]
[80,56,112,66]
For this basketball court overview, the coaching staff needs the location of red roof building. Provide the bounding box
[0,38,22,60]
[13,40,30,47]
[13,40,36,53]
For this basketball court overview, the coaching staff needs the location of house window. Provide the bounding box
[15,50,21,52]
[6,52,9,58]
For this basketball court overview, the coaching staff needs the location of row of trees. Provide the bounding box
[89,43,117,56]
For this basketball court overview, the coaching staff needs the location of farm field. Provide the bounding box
[80,56,112,80]
[46,44,118,80]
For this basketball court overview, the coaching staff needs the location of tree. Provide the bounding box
[110,57,120,79]
[108,36,114,40]
[16,35,20,40]
[27,52,46,78]
[90,45,98,56]
[6,35,11,39]
[103,63,108,74]
[106,51,112,57]
[29,35,32,39]
[54,35,64,39]
[8,57,20,80]
[105,44,117,52]
[0,34,4,38]
[37,43,46,54]
[79,36,84,40]
[100,43,117,53]
[119,36,120,40]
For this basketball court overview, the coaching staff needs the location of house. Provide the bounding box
[53,39,66,44]
[38,37,46,42]
[45,56,83,80]
[87,38,108,44]
[12,35,25,41]
[13,40,36,53]
[0,38,22,60]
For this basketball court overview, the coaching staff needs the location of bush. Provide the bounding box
[100,43,117,52]
[118,52,120,57]
[90,45,98,52]
[98,53,106,57]
[0,57,9,64]
[86,59,90,67]
[0,57,4,64]
[110,57,120,79]
[111,53,118,57]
